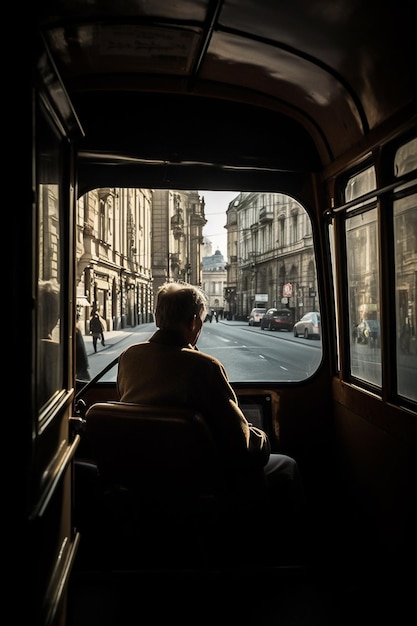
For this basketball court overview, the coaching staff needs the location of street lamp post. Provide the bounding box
[248,251,257,307]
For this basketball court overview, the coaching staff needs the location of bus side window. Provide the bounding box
[36,105,65,413]
[394,137,417,402]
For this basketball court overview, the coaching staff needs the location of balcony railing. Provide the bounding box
[259,206,274,222]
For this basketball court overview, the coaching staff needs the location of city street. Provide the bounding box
[80,319,323,383]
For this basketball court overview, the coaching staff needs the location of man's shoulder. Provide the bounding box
[182,346,224,369]
[121,341,150,353]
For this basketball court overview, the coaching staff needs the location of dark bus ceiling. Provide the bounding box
[37,0,417,192]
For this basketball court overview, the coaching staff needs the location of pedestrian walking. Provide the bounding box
[89,311,106,353]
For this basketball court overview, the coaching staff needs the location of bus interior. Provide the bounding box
[27,2,417,625]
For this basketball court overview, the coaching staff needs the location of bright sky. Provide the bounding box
[200,191,239,258]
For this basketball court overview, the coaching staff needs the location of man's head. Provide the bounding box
[38,278,60,339]
[154,282,208,345]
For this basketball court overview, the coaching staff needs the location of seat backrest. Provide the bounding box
[84,402,223,505]
[81,401,268,568]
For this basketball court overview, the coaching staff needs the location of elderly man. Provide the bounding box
[117,282,304,520]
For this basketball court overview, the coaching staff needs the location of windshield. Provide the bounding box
[75,189,322,384]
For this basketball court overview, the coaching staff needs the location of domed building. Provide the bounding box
[202,246,227,318]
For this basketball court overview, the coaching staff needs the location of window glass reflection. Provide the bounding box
[347,208,381,387]
[394,193,417,401]
[394,137,417,177]
[37,110,64,412]
[345,167,376,204]
[38,275,62,407]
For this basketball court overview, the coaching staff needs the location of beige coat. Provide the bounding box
[117,329,270,471]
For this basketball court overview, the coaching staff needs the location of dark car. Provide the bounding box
[260,308,293,331]
[353,319,380,347]
[293,312,321,339]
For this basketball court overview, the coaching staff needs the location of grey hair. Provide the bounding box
[154,282,208,329]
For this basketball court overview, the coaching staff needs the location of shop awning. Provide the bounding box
[76,296,91,307]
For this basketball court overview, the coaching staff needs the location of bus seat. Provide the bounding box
[76,401,266,569]
[85,402,224,503]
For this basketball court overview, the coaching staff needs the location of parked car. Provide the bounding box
[248,308,266,326]
[293,312,321,339]
[353,319,380,347]
[260,308,293,331]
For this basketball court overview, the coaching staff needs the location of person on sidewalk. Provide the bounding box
[76,313,90,379]
[89,311,106,353]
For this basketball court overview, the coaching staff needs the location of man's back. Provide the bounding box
[118,339,209,405]
[117,329,257,468]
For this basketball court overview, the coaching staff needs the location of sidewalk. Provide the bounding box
[83,325,146,357]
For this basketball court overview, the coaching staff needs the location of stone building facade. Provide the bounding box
[225,192,318,321]
[202,244,227,317]
[76,188,206,332]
